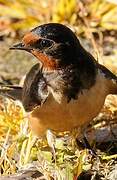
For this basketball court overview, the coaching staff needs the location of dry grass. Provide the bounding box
[0,0,117,34]
[0,99,116,179]
[0,0,117,179]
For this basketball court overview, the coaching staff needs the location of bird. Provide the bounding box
[0,23,117,139]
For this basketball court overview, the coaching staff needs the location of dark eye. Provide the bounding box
[40,39,53,48]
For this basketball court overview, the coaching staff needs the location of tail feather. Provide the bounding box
[98,64,117,94]
[0,85,23,101]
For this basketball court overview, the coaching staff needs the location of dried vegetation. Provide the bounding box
[0,0,117,179]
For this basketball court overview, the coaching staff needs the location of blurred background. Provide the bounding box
[0,0,117,179]
[0,0,117,84]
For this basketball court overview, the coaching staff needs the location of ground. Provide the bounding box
[0,0,117,178]
[0,33,116,179]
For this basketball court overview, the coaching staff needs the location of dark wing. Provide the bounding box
[22,63,48,112]
[98,63,117,81]
[0,63,48,112]
[98,63,117,94]
[0,85,22,100]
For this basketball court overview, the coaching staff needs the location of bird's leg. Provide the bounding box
[82,133,97,157]
[83,131,97,157]
[46,129,56,163]
[75,127,97,157]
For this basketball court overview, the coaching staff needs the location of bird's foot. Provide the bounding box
[83,135,97,157]
[76,135,97,157]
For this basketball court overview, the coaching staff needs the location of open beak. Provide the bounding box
[10,43,32,51]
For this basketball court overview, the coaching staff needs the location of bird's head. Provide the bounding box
[10,23,82,70]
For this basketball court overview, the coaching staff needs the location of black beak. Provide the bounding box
[10,43,32,51]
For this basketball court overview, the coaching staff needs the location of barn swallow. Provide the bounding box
[0,23,117,138]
